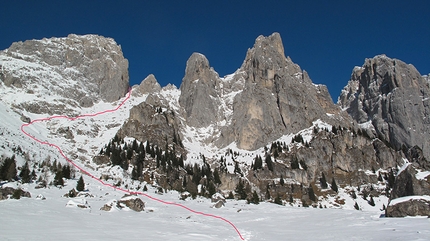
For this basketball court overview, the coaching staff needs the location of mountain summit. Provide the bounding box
[339,54,430,158]
[178,32,343,150]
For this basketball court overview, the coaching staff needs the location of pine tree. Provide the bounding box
[308,185,316,201]
[234,162,241,174]
[274,193,283,205]
[279,175,284,186]
[368,196,375,206]
[19,161,31,183]
[62,165,71,179]
[291,156,299,169]
[213,168,221,185]
[331,177,338,192]
[250,190,260,204]
[76,175,85,191]
[235,180,247,200]
[53,170,64,186]
[207,181,216,196]
[265,155,274,171]
[354,202,360,210]
[0,156,17,181]
[253,155,263,170]
[320,172,328,189]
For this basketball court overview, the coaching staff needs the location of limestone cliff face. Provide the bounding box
[179,53,222,128]
[338,55,430,158]
[0,34,129,109]
[228,33,341,150]
[179,33,343,150]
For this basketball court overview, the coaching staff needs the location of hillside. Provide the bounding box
[0,33,429,240]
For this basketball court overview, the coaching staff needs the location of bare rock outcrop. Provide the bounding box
[391,164,430,199]
[118,196,145,212]
[0,34,129,109]
[386,197,430,217]
[339,55,430,158]
[118,94,183,149]
[134,74,161,95]
[179,53,222,128]
[178,33,346,150]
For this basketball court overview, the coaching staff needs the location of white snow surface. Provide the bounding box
[1,181,430,241]
[389,195,430,206]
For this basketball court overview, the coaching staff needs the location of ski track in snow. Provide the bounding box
[20,88,245,240]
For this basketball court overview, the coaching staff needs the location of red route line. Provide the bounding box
[20,88,245,240]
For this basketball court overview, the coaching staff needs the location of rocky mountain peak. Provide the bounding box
[339,54,430,157]
[0,34,129,111]
[179,52,222,128]
[222,33,342,150]
[135,74,161,95]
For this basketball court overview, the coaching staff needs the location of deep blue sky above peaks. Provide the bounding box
[2,1,429,100]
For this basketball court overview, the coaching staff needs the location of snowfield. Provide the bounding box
[1,60,429,240]
[1,180,429,241]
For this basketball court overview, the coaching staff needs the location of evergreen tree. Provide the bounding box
[291,156,299,169]
[265,184,271,200]
[110,148,121,166]
[320,172,328,189]
[387,169,395,188]
[235,180,247,200]
[250,190,260,204]
[368,196,375,206]
[0,156,17,181]
[19,161,31,183]
[354,202,360,210]
[253,155,263,170]
[30,169,37,181]
[213,168,221,185]
[265,155,274,171]
[132,139,138,152]
[234,162,241,174]
[207,181,216,196]
[76,176,85,191]
[331,126,338,135]
[53,170,64,186]
[308,185,316,201]
[62,165,71,179]
[279,175,284,186]
[227,191,234,199]
[274,193,283,205]
[331,177,338,192]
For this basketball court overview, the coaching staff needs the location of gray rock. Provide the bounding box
[118,94,183,150]
[100,203,112,211]
[339,55,430,158]
[391,164,430,199]
[135,74,161,95]
[222,33,345,150]
[1,34,129,108]
[386,197,430,217]
[0,187,31,200]
[118,196,145,212]
[179,53,222,128]
[177,33,345,150]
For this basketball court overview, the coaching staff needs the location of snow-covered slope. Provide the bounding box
[1,180,429,241]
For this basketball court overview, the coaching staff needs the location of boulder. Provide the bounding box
[391,163,430,199]
[386,196,430,217]
[118,196,145,212]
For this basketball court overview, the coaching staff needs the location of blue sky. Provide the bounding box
[2,1,429,100]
